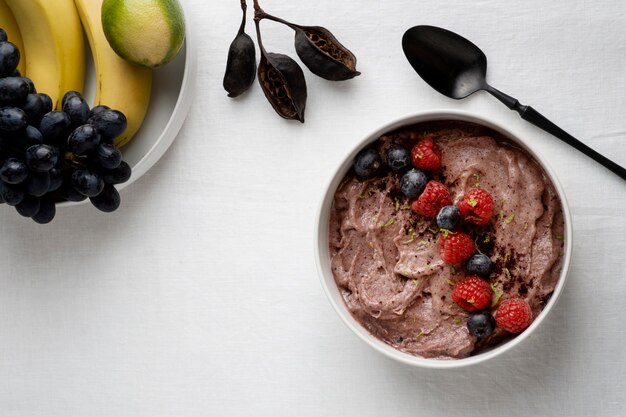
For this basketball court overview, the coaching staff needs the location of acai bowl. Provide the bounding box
[314,110,572,369]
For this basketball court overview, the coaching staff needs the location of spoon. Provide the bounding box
[402,25,626,181]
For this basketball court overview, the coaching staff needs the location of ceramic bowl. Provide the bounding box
[314,110,573,369]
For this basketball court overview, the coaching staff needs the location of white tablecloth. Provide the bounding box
[1,0,625,415]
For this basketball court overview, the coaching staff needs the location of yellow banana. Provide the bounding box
[0,0,25,75]
[5,0,85,110]
[75,0,153,148]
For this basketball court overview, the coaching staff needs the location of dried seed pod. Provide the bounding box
[258,51,307,122]
[254,17,307,122]
[223,0,257,97]
[293,25,360,81]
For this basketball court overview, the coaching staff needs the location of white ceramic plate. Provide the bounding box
[58,8,196,208]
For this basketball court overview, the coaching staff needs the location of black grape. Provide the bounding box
[90,184,120,212]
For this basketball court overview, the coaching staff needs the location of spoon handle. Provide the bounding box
[487,87,626,180]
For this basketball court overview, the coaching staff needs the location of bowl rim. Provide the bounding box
[314,109,573,369]
[57,4,197,208]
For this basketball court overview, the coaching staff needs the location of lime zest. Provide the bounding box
[468,195,478,207]
[504,267,512,280]
[503,252,510,264]
[379,218,395,228]
[505,213,515,224]
[472,173,481,187]
[490,282,504,307]
[402,228,417,244]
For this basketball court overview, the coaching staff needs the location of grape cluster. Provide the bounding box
[0,28,131,223]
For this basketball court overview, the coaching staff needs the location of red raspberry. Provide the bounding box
[438,231,474,264]
[410,180,451,217]
[494,298,533,333]
[451,276,493,312]
[458,188,494,225]
[411,136,441,171]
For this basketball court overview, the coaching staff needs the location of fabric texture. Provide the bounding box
[0,0,624,415]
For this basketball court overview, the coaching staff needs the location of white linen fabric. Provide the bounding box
[0,0,624,416]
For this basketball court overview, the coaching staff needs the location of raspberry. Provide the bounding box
[410,180,451,217]
[451,276,492,312]
[439,231,474,264]
[411,136,441,171]
[458,188,494,225]
[494,298,533,333]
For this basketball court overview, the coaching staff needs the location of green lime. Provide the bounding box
[101,0,185,68]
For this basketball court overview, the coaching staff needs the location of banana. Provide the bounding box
[0,0,25,75]
[5,0,85,110]
[75,0,153,148]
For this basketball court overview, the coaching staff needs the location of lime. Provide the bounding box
[101,0,185,68]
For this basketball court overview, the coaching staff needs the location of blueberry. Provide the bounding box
[400,169,427,198]
[467,254,493,278]
[386,145,410,171]
[436,205,461,230]
[354,148,382,179]
[467,311,496,338]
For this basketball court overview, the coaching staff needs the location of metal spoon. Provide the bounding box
[402,25,626,181]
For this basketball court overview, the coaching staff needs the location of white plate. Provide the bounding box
[58,8,197,208]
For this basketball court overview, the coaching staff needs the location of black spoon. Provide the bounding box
[402,25,626,181]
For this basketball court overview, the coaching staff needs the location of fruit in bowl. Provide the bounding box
[315,111,572,368]
[0,0,192,222]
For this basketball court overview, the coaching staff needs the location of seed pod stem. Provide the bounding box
[254,9,360,81]
[237,0,247,35]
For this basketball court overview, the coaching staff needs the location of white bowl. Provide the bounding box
[58,5,197,208]
[314,110,573,369]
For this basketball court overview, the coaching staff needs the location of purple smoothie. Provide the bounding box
[328,121,565,359]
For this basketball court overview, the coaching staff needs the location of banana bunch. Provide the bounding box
[2,0,152,148]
